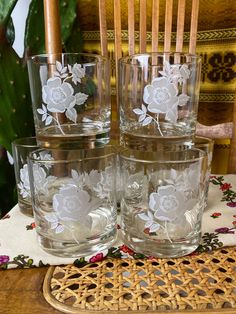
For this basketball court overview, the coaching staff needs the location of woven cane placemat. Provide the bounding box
[43,247,236,314]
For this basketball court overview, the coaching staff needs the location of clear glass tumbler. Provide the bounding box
[27,53,111,149]
[12,137,38,217]
[119,52,201,150]
[28,146,117,257]
[119,148,206,258]
[192,136,214,208]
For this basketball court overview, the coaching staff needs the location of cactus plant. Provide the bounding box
[0,0,82,217]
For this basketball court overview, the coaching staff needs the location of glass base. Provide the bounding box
[37,123,110,149]
[121,131,193,151]
[120,231,201,258]
[36,228,117,258]
[18,199,34,217]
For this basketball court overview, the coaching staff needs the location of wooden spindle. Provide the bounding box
[114,0,122,121]
[164,0,173,52]
[128,0,135,55]
[189,0,199,54]
[43,0,62,55]
[176,0,186,53]
[99,0,108,58]
[152,0,160,53]
[139,0,147,53]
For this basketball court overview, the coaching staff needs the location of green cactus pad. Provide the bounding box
[25,0,79,55]
[0,0,17,26]
[0,44,34,152]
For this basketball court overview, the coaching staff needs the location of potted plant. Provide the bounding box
[0,0,82,217]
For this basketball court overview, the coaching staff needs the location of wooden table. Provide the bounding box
[1,266,235,314]
[0,266,62,313]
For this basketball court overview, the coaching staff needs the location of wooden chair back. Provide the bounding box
[197,99,236,174]
[98,0,199,116]
[98,0,236,173]
[99,0,199,88]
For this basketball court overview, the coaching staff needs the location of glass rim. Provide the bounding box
[28,52,108,64]
[119,147,206,164]
[119,52,201,65]
[194,136,215,146]
[28,145,116,164]
[12,136,37,148]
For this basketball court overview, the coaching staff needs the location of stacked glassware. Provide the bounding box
[25,53,118,257]
[13,51,213,259]
[118,52,213,258]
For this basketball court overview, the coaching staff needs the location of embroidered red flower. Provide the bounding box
[119,245,134,255]
[0,255,9,264]
[147,256,156,260]
[211,212,221,218]
[227,202,236,207]
[220,183,232,191]
[232,221,236,226]
[215,227,234,234]
[89,253,104,263]
[26,222,36,230]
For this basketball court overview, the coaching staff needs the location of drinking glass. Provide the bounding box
[119,52,201,150]
[192,136,214,208]
[119,148,206,258]
[27,53,110,149]
[12,137,38,217]
[27,146,117,257]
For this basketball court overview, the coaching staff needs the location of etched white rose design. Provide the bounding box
[18,164,31,198]
[45,184,100,236]
[45,166,112,236]
[138,165,199,240]
[18,158,55,199]
[45,185,94,235]
[93,166,113,199]
[84,169,102,190]
[159,62,190,84]
[32,151,54,169]
[32,164,56,195]
[149,185,187,222]
[37,61,88,134]
[163,162,201,194]
[68,63,86,84]
[70,167,113,199]
[53,186,94,221]
[144,77,178,118]
[133,60,190,136]
[138,211,161,233]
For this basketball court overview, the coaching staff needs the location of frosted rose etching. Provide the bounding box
[18,164,31,199]
[138,164,200,241]
[37,61,88,134]
[45,166,113,240]
[45,186,96,235]
[18,152,54,199]
[133,61,190,136]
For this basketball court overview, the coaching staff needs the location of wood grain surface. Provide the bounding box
[0,267,61,313]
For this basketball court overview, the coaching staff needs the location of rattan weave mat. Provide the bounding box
[43,246,236,313]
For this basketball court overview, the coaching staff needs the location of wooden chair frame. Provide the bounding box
[98,0,236,173]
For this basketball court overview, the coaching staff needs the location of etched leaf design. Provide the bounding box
[142,116,152,126]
